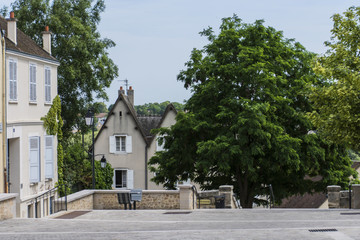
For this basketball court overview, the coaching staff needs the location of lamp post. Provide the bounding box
[85,108,95,189]
[85,108,108,189]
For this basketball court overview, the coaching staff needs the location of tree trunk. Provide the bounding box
[237,172,254,208]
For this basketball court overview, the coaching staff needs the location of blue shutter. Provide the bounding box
[29,137,40,183]
[45,136,53,178]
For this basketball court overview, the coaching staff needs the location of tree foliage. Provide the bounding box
[63,133,113,193]
[11,0,118,136]
[149,16,355,208]
[135,101,184,115]
[41,95,67,195]
[310,6,360,150]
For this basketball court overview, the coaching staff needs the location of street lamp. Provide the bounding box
[85,108,108,189]
[85,108,96,189]
[100,155,107,168]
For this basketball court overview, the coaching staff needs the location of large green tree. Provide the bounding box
[149,16,355,208]
[310,6,360,150]
[10,0,118,136]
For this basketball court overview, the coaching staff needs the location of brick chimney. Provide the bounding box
[7,12,17,45]
[118,86,125,96]
[127,86,134,106]
[42,26,51,54]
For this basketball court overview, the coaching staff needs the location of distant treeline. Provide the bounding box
[135,101,184,115]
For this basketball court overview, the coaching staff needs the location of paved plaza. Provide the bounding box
[1,209,360,239]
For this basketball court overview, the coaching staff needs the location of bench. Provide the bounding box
[117,190,143,210]
[117,192,132,210]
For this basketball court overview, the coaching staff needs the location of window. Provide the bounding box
[29,64,36,102]
[156,135,166,152]
[29,137,40,183]
[44,67,51,103]
[109,135,132,153]
[114,169,133,189]
[45,136,54,179]
[115,136,126,152]
[9,59,17,101]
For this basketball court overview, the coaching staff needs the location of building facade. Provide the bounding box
[0,12,59,218]
[93,87,177,190]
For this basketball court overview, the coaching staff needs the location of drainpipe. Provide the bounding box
[145,145,148,190]
[1,30,7,193]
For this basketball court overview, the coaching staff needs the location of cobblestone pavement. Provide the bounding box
[1,209,360,239]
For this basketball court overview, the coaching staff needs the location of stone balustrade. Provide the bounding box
[327,185,360,209]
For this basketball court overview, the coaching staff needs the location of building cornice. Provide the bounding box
[6,49,60,66]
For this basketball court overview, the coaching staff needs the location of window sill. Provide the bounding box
[113,152,128,155]
[44,102,52,106]
[45,178,53,182]
[29,101,37,105]
[8,100,18,104]
[30,182,38,186]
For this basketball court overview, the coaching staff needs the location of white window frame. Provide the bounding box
[44,66,51,103]
[114,169,134,189]
[9,58,17,101]
[109,135,132,154]
[45,135,54,179]
[29,136,40,183]
[29,63,37,102]
[156,135,166,152]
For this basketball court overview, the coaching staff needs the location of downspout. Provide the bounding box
[1,30,7,193]
[145,144,148,190]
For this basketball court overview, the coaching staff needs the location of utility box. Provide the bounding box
[130,189,142,202]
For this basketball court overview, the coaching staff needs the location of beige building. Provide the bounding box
[93,87,177,190]
[0,13,59,217]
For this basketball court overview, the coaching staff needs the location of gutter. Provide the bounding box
[1,30,7,193]
[145,145,148,190]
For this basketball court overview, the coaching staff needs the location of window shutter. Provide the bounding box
[126,136,132,153]
[109,136,115,153]
[9,60,17,100]
[127,170,134,189]
[45,68,51,102]
[45,136,53,178]
[30,65,36,101]
[29,137,40,183]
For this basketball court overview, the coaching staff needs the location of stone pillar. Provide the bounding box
[219,185,233,209]
[352,184,360,209]
[327,185,341,208]
[179,185,193,210]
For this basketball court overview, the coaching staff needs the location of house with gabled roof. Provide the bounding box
[93,86,177,190]
[0,12,59,218]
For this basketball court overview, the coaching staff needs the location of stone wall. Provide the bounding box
[62,185,236,212]
[137,190,180,209]
[65,190,94,211]
[327,185,355,209]
[0,194,17,220]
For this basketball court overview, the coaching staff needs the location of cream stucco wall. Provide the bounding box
[94,97,148,190]
[6,51,58,218]
[147,109,177,190]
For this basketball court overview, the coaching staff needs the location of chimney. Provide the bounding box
[7,12,17,45]
[127,86,134,105]
[42,26,51,54]
[118,86,125,96]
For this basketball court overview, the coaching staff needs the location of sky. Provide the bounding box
[0,0,359,106]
